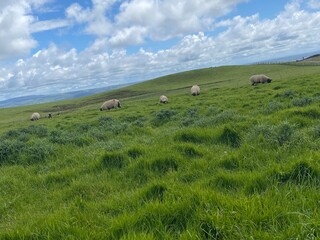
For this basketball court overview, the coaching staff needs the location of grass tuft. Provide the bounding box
[175,130,210,144]
[101,152,126,169]
[313,125,320,139]
[150,158,179,174]
[277,162,320,185]
[22,139,55,165]
[219,157,239,171]
[292,109,320,119]
[45,172,73,188]
[275,89,296,98]
[218,127,241,148]
[21,125,49,137]
[292,97,313,107]
[127,147,145,159]
[0,140,24,165]
[262,101,285,114]
[245,175,270,195]
[141,183,167,202]
[0,139,54,165]
[276,122,294,146]
[199,218,224,240]
[151,109,178,126]
[207,173,243,192]
[178,144,203,158]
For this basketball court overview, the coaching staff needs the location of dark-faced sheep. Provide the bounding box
[100,99,121,111]
[159,95,168,103]
[48,113,52,118]
[191,85,200,96]
[250,74,272,85]
[30,112,40,121]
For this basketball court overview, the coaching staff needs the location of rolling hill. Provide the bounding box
[0,62,320,239]
[301,54,320,62]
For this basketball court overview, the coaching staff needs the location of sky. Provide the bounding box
[0,0,320,102]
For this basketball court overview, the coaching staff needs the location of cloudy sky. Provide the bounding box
[0,0,320,102]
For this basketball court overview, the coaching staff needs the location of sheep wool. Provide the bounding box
[30,112,40,121]
[250,74,272,85]
[191,85,200,96]
[159,95,168,103]
[100,99,121,111]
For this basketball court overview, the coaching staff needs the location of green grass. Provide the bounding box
[1,63,320,239]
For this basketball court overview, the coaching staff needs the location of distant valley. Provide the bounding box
[0,83,133,108]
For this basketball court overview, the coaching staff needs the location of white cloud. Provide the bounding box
[65,3,90,23]
[115,0,249,40]
[109,26,147,47]
[66,0,115,36]
[308,0,320,9]
[0,2,37,60]
[0,0,69,61]
[65,0,248,45]
[30,19,69,33]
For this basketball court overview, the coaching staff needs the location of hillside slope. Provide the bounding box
[303,54,320,62]
[0,63,320,239]
[1,63,320,131]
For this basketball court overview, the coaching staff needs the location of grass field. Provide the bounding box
[1,63,320,239]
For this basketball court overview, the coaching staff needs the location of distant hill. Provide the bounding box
[258,51,320,63]
[0,83,133,108]
[299,54,320,62]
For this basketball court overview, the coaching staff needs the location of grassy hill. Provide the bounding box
[295,54,320,65]
[303,54,320,61]
[1,63,320,239]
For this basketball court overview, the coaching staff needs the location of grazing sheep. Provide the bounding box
[250,74,272,85]
[191,85,200,96]
[30,112,40,121]
[159,95,168,103]
[100,99,121,111]
[47,113,52,118]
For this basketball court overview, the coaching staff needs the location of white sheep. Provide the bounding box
[250,74,272,85]
[100,99,121,111]
[30,112,40,121]
[191,85,200,96]
[159,95,168,103]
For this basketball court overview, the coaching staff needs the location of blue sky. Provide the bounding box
[0,0,320,102]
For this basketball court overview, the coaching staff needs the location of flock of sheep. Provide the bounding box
[30,74,272,121]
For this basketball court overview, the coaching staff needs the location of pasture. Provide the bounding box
[1,63,320,239]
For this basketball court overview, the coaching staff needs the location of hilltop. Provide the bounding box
[0,63,320,239]
[300,54,320,62]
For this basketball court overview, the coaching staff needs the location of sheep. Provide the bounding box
[191,85,200,96]
[250,74,272,85]
[30,112,40,121]
[100,99,121,111]
[159,95,168,103]
[47,113,52,118]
